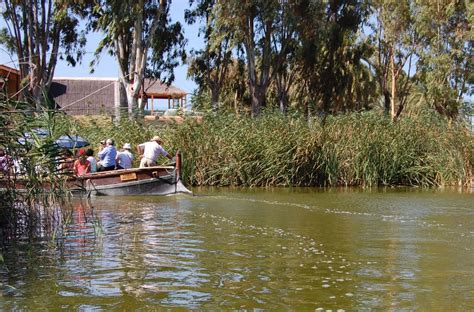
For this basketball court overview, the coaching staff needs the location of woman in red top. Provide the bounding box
[74,149,91,176]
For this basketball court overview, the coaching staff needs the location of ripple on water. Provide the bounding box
[2,190,470,310]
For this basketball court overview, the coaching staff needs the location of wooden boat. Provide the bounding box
[0,152,192,196]
[71,165,191,196]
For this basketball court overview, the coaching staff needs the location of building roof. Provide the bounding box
[50,78,117,115]
[0,64,20,99]
[0,64,20,75]
[52,77,187,99]
[144,79,187,98]
[54,77,117,81]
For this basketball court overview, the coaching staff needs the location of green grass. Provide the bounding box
[39,110,474,187]
[168,111,473,187]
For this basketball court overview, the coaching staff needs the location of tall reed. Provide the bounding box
[22,109,471,188]
[168,111,473,187]
[0,101,73,244]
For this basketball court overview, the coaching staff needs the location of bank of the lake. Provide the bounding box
[70,111,473,188]
[1,109,472,245]
[0,187,472,310]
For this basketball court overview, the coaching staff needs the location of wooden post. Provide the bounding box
[151,95,154,114]
[175,150,181,181]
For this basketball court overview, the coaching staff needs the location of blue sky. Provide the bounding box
[0,1,202,94]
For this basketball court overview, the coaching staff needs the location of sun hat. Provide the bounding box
[151,136,163,143]
[123,143,131,149]
[106,138,114,145]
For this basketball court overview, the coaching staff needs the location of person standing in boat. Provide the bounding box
[137,136,172,168]
[73,149,90,176]
[97,138,117,171]
[116,143,134,170]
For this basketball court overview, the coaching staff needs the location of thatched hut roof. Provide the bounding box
[143,79,187,99]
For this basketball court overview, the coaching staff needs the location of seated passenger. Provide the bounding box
[85,148,97,173]
[116,143,134,169]
[73,149,90,176]
[58,149,75,174]
[97,138,117,172]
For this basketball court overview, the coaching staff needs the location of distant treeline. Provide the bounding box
[186,0,472,122]
[1,1,471,121]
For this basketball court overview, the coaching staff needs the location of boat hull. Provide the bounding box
[1,166,192,196]
[71,166,191,196]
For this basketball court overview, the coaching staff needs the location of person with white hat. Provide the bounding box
[116,143,134,170]
[137,136,172,168]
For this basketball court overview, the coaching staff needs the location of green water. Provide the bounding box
[0,187,472,310]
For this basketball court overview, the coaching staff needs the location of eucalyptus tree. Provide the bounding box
[88,0,185,119]
[368,0,419,121]
[292,0,367,118]
[185,0,234,112]
[0,0,87,109]
[220,57,248,113]
[212,0,286,117]
[413,0,472,120]
[271,0,299,114]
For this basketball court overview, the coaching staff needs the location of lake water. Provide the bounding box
[0,187,472,310]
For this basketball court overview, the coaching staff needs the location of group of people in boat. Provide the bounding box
[59,135,173,177]
[0,135,173,178]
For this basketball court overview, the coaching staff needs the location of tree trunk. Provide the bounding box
[280,96,287,113]
[234,90,239,115]
[126,81,139,120]
[390,51,397,121]
[382,90,390,115]
[249,84,266,117]
[210,84,220,112]
[114,81,126,122]
[276,74,289,114]
[279,93,288,114]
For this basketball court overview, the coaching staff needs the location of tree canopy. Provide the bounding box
[1,0,471,123]
[187,0,472,122]
[0,0,87,109]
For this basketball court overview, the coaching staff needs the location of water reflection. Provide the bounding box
[61,200,98,257]
[0,188,472,310]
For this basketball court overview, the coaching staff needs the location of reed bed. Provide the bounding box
[0,102,74,244]
[32,110,474,187]
[168,112,473,187]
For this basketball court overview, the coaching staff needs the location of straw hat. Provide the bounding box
[123,143,131,149]
[151,136,163,143]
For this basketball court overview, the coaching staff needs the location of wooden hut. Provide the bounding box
[50,77,187,116]
[0,65,20,100]
[142,79,187,114]
[50,77,120,115]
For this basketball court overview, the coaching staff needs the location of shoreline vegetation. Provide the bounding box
[0,101,73,244]
[55,109,474,188]
[173,112,473,188]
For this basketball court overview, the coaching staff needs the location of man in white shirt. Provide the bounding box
[137,136,172,168]
[116,143,134,169]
